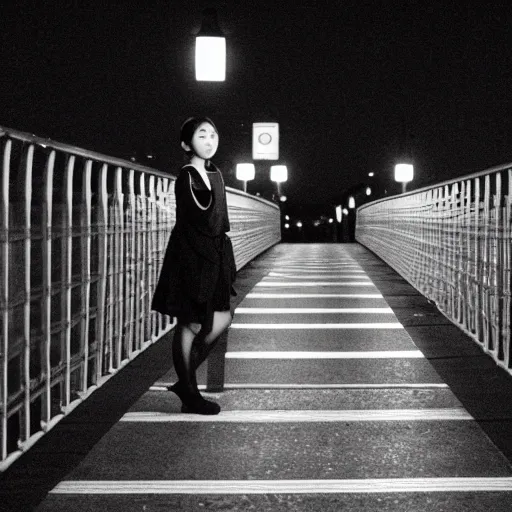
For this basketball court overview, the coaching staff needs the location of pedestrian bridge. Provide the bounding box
[1,126,512,510]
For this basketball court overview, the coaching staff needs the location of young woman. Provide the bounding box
[151,117,236,415]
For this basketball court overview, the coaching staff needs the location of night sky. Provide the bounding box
[1,0,511,210]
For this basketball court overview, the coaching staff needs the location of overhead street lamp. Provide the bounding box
[236,163,255,193]
[394,162,414,193]
[195,8,226,81]
[270,165,288,196]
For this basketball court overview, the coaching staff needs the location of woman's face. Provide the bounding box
[190,122,219,160]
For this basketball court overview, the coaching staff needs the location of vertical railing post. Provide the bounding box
[1,138,12,461]
[463,179,472,333]
[114,167,125,369]
[126,170,136,360]
[80,160,92,392]
[482,174,491,351]
[437,186,444,304]
[504,170,512,368]
[95,163,109,380]
[61,155,74,409]
[104,177,114,374]
[455,182,464,324]
[41,149,55,429]
[474,177,481,342]
[447,183,456,318]
[137,173,147,350]
[148,175,157,341]
[491,173,502,357]
[21,144,34,443]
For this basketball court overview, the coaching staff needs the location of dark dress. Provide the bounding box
[151,163,237,332]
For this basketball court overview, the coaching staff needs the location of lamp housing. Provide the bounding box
[394,163,414,183]
[195,8,226,81]
[236,163,255,182]
[270,165,288,183]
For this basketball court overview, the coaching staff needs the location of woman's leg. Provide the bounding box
[193,310,233,370]
[171,323,199,395]
[170,322,220,415]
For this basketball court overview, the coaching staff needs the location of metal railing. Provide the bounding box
[356,162,512,375]
[0,126,281,471]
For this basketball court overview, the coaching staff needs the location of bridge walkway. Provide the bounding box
[2,243,512,511]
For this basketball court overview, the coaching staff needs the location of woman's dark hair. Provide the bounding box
[180,116,218,156]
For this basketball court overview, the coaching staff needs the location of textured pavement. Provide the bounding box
[2,243,512,511]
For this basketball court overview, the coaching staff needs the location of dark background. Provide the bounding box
[1,0,511,231]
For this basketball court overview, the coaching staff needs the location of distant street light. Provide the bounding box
[270,165,288,195]
[236,163,255,192]
[368,172,375,177]
[335,205,342,223]
[342,208,349,215]
[366,187,371,196]
[195,8,226,81]
[394,163,414,193]
[348,196,355,209]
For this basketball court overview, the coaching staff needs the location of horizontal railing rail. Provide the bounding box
[356,162,512,376]
[0,126,281,471]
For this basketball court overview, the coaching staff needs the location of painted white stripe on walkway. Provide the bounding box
[235,307,393,314]
[120,408,473,423]
[49,477,512,494]
[271,268,363,272]
[264,275,370,280]
[230,323,403,329]
[269,272,367,277]
[271,259,356,262]
[225,351,423,359]
[271,266,365,275]
[273,262,360,264]
[272,261,357,264]
[255,282,377,287]
[273,268,363,272]
[245,293,384,298]
[151,383,450,391]
[267,276,370,280]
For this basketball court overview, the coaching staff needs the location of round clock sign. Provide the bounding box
[258,132,272,145]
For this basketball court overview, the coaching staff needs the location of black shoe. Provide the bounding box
[181,395,221,415]
[169,382,221,415]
